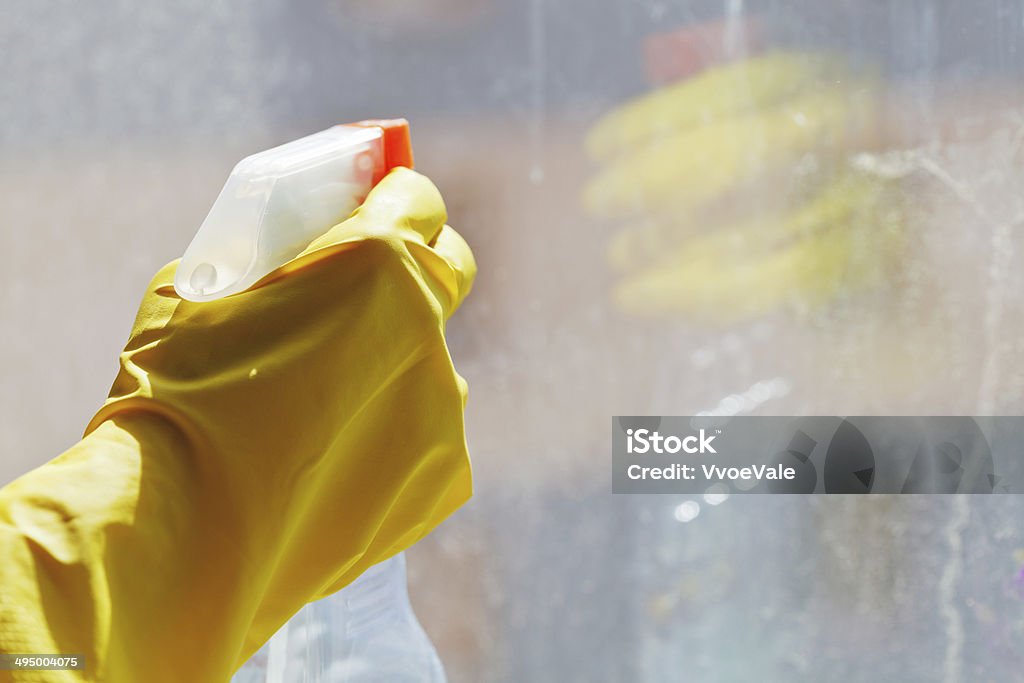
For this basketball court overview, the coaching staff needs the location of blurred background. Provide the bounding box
[4,1,1024,680]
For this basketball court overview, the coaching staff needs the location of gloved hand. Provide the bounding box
[584,50,903,322]
[0,168,475,682]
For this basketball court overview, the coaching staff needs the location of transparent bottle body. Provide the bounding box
[233,553,447,683]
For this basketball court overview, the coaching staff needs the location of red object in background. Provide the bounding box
[352,118,415,183]
[644,17,764,85]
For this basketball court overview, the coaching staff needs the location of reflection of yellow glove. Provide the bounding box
[0,168,475,682]
[584,86,874,218]
[611,173,903,320]
[585,50,900,322]
[585,52,846,163]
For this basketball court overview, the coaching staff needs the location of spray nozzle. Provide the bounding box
[175,119,413,302]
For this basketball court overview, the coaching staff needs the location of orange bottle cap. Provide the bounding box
[352,118,415,180]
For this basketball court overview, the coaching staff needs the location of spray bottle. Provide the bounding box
[174,120,447,682]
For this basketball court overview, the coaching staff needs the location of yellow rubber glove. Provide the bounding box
[0,168,476,683]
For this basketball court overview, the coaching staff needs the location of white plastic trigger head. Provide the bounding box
[175,124,388,302]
